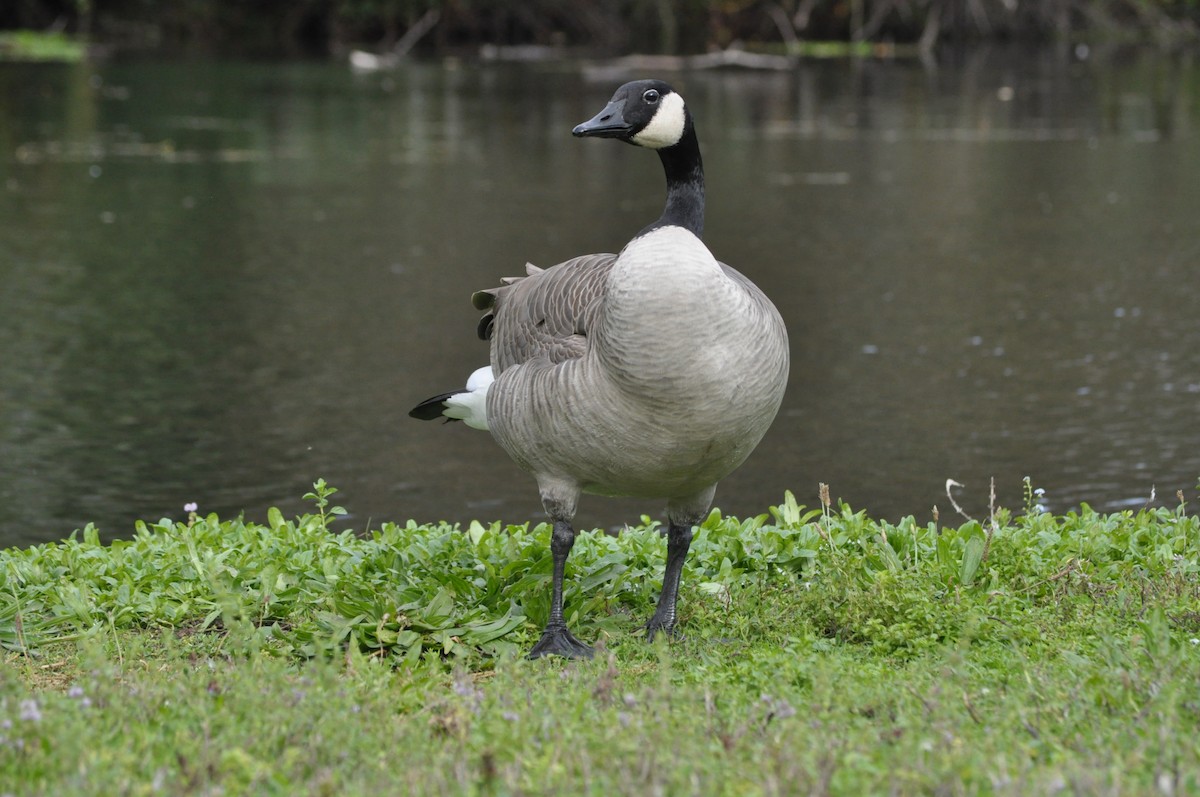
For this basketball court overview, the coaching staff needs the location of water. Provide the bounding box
[2,49,1199,547]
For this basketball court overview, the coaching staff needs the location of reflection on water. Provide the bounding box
[2,50,1199,546]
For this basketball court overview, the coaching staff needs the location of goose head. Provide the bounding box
[572,79,691,150]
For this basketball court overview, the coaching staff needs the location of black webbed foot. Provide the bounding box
[528,624,594,660]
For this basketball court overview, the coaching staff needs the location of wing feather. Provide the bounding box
[476,253,617,372]
[472,253,757,372]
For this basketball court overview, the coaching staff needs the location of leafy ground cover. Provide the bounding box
[2,482,1199,795]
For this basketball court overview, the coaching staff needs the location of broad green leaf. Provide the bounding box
[960,536,985,587]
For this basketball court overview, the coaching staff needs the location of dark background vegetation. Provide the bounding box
[2,0,1198,56]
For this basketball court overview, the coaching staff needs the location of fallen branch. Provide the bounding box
[611,46,795,72]
[349,8,440,71]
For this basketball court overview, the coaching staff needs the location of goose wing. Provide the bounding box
[473,253,617,373]
[471,252,766,374]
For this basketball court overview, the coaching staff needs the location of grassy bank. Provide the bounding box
[3,483,1199,794]
[0,30,88,61]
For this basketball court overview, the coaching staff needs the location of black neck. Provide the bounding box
[642,125,704,238]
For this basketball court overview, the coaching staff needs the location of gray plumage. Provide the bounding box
[480,242,787,510]
[410,79,789,658]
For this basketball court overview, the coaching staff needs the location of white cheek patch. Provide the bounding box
[631,92,686,149]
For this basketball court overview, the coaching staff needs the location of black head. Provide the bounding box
[572,79,690,149]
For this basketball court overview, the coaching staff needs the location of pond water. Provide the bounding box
[2,49,1199,546]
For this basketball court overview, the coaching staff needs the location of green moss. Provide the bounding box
[0,30,88,62]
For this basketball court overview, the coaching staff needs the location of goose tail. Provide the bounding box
[408,366,494,431]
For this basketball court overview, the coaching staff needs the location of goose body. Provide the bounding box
[488,232,785,504]
[411,80,789,658]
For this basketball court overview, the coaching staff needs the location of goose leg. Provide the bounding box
[528,519,594,659]
[645,521,694,641]
[646,487,714,642]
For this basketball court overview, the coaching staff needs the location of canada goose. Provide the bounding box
[410,79,789,659]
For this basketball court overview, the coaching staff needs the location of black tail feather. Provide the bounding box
[409,391,465,421]
[477,312,495,341]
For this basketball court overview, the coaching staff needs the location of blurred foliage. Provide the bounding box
[0,28,88,60]
[0,0,1198,55]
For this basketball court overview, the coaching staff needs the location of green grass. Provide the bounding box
[0,30,88,62]
[3,483,1200,795]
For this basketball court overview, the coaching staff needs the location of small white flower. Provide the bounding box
[19,700,42,723]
